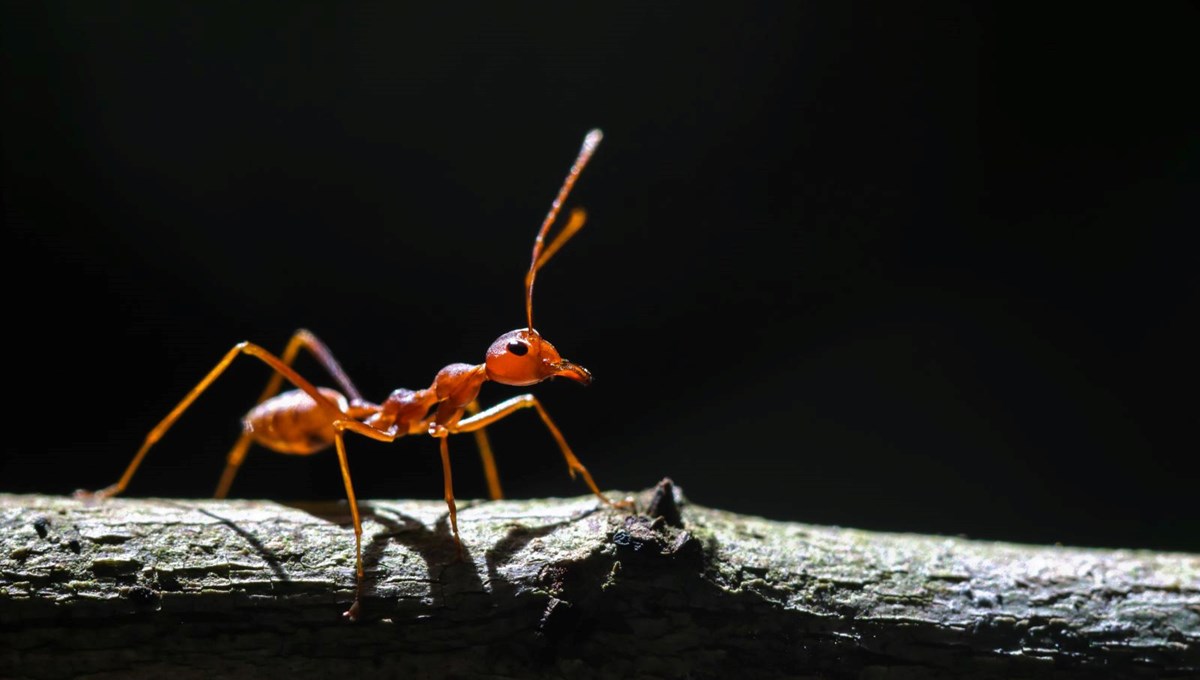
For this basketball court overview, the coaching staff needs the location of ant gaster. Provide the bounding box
[77,129,622,621]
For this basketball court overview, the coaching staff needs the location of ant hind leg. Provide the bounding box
[78,341,342,501]
[214,330,365,498]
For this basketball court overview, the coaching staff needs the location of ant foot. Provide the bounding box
[73,486,116,503]
[73,489,105,505]
[595,492,636,513]
[611,495,638,513]
[343,599,361,623]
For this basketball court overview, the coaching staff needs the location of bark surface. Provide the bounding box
[1,482,1197,679]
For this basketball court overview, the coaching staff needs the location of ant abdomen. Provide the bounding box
[243,387,348,455]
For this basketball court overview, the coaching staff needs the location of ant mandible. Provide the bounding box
[77,129,623,621]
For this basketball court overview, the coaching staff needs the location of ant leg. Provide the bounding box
[214,329,364,498]
[465,401,503,500]
[80,342,343,500]
[331,424,366,621]
[213,433,254,499]
[256,329,363,404]
[332,419,467,620]
[437,436,464,558]
[335,420,463,556]
[453,395,618,508]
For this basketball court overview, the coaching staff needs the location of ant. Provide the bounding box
[77,129,626,621]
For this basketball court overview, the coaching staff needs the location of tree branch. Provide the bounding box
[2,480,1197,679]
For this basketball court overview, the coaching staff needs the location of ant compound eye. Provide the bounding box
[506,341,529,356]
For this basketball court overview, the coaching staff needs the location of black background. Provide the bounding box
[3,3,1197,553]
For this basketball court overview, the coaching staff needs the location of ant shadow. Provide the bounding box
[358,503,483,610]
[480,510,597,600]
[190,505,291,584]
[356,501,597,612]
[165,497,597,618]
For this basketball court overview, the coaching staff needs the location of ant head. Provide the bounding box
[486,130,602,389]
[485,328,592,387]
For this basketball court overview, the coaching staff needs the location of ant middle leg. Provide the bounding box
[454,394,619,508]
[465,400,503,501]
[328,418,418,621]
[325,417,471,621]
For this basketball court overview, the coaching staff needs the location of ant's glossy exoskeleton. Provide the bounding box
[78,129,623,620]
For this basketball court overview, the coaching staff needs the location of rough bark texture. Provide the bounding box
[1,481,1197,679]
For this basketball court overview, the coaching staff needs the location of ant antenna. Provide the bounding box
[525,128,603,331]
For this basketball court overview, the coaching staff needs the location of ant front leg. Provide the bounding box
[214,329,366,498]
[78,342,343,500]
[454,395,626,509]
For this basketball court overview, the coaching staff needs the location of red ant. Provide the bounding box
[77,129,624,621]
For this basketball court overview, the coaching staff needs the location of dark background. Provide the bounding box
[3,3,1197,553]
